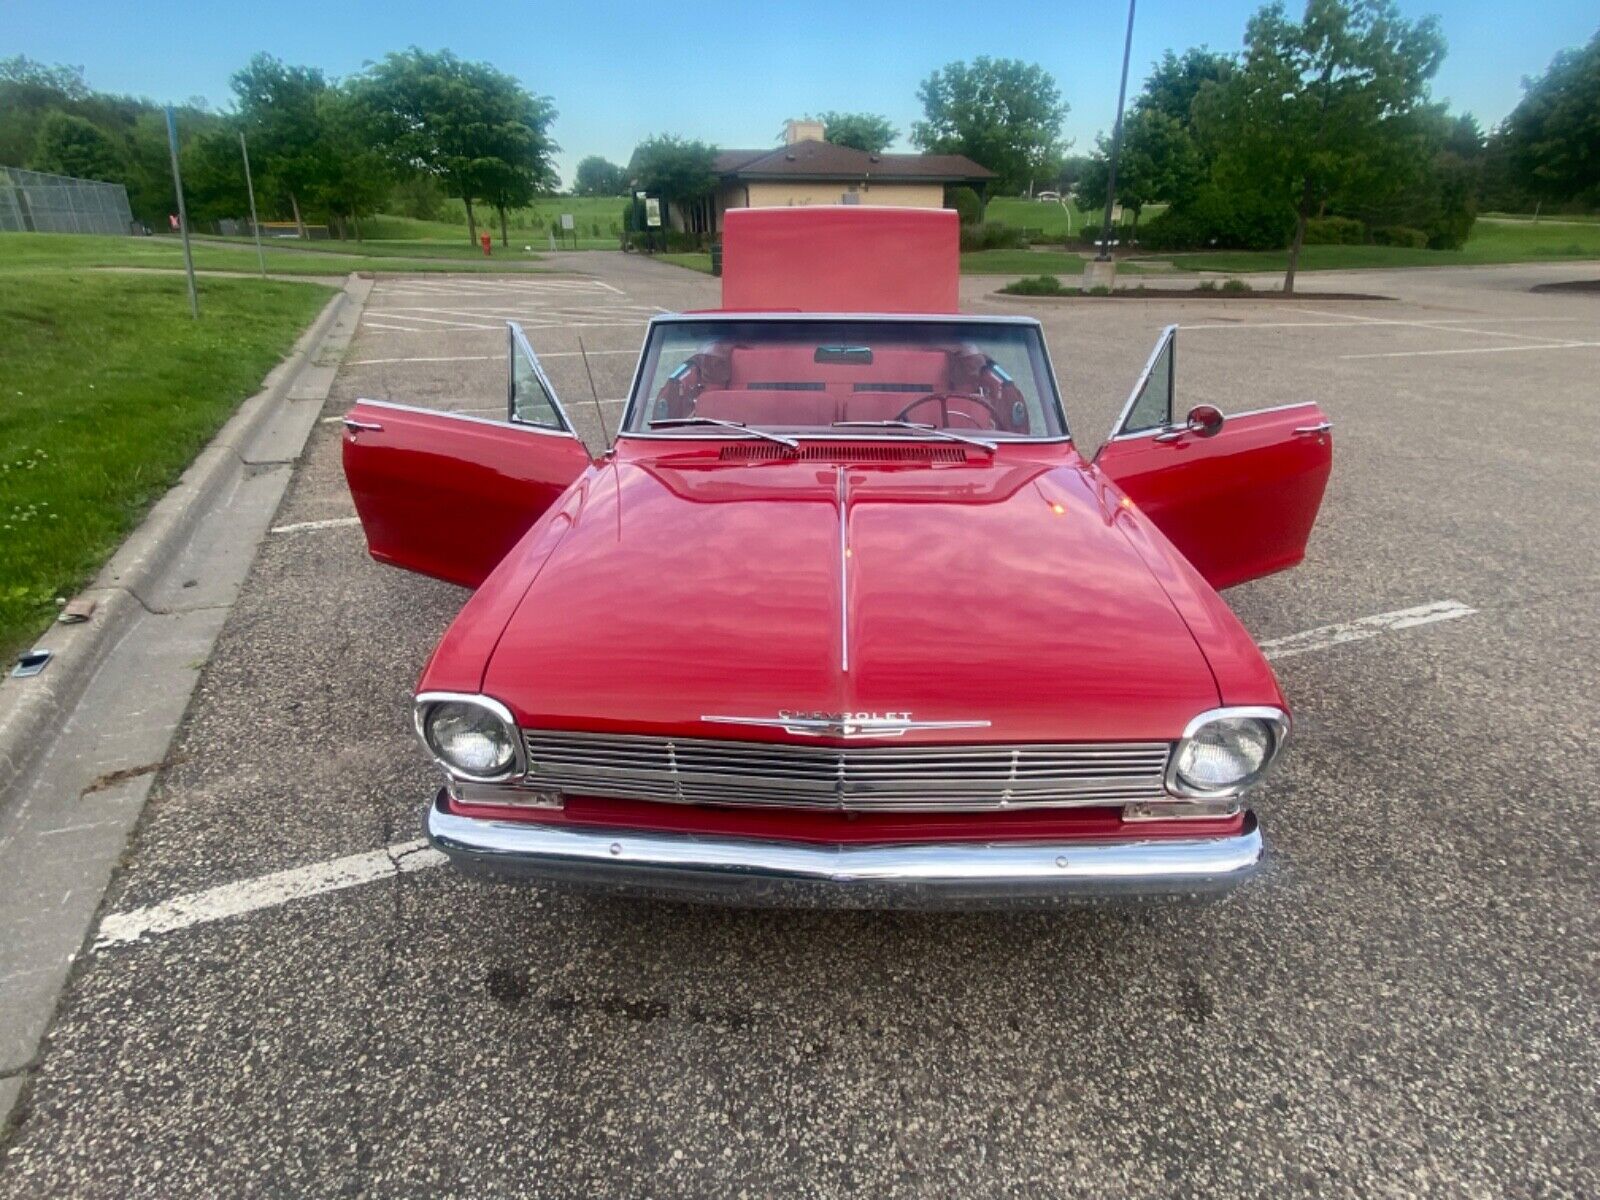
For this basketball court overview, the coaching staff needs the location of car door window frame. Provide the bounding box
[508,321,579,437]
[1105,324,1177,442]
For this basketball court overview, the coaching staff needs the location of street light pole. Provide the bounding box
[164,106,199,318]
[1096,0,1138,263]
[240,131,266,278]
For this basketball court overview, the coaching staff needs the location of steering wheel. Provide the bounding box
[894,392,1003,430]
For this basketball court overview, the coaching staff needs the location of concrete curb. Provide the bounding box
[0,274,365,802]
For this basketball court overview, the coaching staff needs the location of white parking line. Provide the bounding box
[1341,341,1600,361]
[90,597,1480,950]
[1178,316,1589,333]
[1259,599,1476,659]
[94,842,447,949]
[346,350,637,366]
[1290,307,1577,346]
[270,516,362,534]
[346,354,502,366]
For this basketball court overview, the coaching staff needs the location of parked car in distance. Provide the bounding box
[342,208,1332,908]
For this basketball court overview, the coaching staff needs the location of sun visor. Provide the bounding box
[720,206,959,314]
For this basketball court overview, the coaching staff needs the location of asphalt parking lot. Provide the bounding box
[2,252,1596,1197]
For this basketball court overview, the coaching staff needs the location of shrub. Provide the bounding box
[1372,225,1429,248]
[1141,187,1295,252]
[1197,279,1217,291]
[1087,285,1111,296]
[1304,216,1366,245]
[1426,206,1475,250]
[945,185,982,226]
[959,221,1027,252]
[1220,278,1252,293]
[999,274,1070,296]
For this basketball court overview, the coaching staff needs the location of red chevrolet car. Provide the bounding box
[343,208,1332,906]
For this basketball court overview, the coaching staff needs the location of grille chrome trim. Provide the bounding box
[521,731,1172,813]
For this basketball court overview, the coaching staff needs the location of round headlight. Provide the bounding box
[417,697,518,780]
[1171,710,1286,796]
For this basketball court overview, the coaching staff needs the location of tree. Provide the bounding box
[354,49,558,245]
[1196,0,1447,292]
[1498,31,1600,208]
[911,57,1069,193]
[1139,48,1236,127]
[230,54,329,236]
[1080,108,1203,237]
[314,87,392,238]
[573,155,627,196]
[627,135,717,232]
[29,112,123,181]
[810,111,898,154]
[1055,154,1093,196]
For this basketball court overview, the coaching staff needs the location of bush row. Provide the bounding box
[959,222,1028,252]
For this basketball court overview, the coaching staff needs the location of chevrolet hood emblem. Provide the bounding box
[701,712,991,738]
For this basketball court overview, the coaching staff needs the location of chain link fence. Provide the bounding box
[0,167,136,236]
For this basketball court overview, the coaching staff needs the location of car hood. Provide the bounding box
[480,453,1221,742]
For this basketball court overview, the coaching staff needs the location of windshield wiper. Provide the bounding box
[649,417,800,450]
[831,420,997,454]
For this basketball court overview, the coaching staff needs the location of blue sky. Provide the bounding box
[7,1,1596,187]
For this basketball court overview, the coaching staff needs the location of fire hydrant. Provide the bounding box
[480,232,492,257]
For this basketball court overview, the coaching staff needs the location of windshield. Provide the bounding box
[623,319,1067,440]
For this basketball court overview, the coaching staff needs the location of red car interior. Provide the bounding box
[655,342,1030,432]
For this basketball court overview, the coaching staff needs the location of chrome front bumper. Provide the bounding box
[425,792,1263,909]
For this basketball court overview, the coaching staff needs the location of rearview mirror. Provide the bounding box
[1185,404,1224,438]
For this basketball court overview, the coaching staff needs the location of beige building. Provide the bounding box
[675,120,993,236]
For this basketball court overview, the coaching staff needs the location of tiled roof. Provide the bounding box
[713,140,994,182]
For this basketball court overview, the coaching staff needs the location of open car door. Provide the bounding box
[342,323,592,588]
[1093,326,1333,590]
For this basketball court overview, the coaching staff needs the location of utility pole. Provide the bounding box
[240,131,266,278]
[1095,0,1138,276]
[164,106,199,317]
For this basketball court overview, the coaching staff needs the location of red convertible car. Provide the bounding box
[343,208,1332,906]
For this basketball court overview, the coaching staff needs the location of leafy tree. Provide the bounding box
[1139,48,1236,127]
[230,54,330,236]
[354,49,558,245]
[1498,31,1600,208]
[314,87,393,238]
[29,112,123,181]
[573,155,627,196]
[0,56,90,100]
[1196,0,1447,292]
[391,174,445,220]
[1080,108,1203,236]
[1055,153,1093,196]
[627,135,717,230]
[912,57,1069,193]
[809,111,898,154]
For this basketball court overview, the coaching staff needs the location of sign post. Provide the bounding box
[165,107,199,318]
[239,131,266,278]
[560,211,575,249]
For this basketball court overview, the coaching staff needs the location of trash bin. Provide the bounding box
[711,239,723,277]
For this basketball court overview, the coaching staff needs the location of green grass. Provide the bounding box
[658,252,713,274]
[0,232,553,276]
[0,270,332,659]
[1154,216,1600,274]
[961,249,1090,274]
[195,234,546,263]
[432,195,630,249]
[984,196,1102,238]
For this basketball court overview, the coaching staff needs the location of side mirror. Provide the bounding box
[1185,404,1224,438]
[1153,403,1225,443]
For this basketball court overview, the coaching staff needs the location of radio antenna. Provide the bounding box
[578,335,611,447]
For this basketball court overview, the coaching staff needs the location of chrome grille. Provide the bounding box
[521,731,1172,812]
